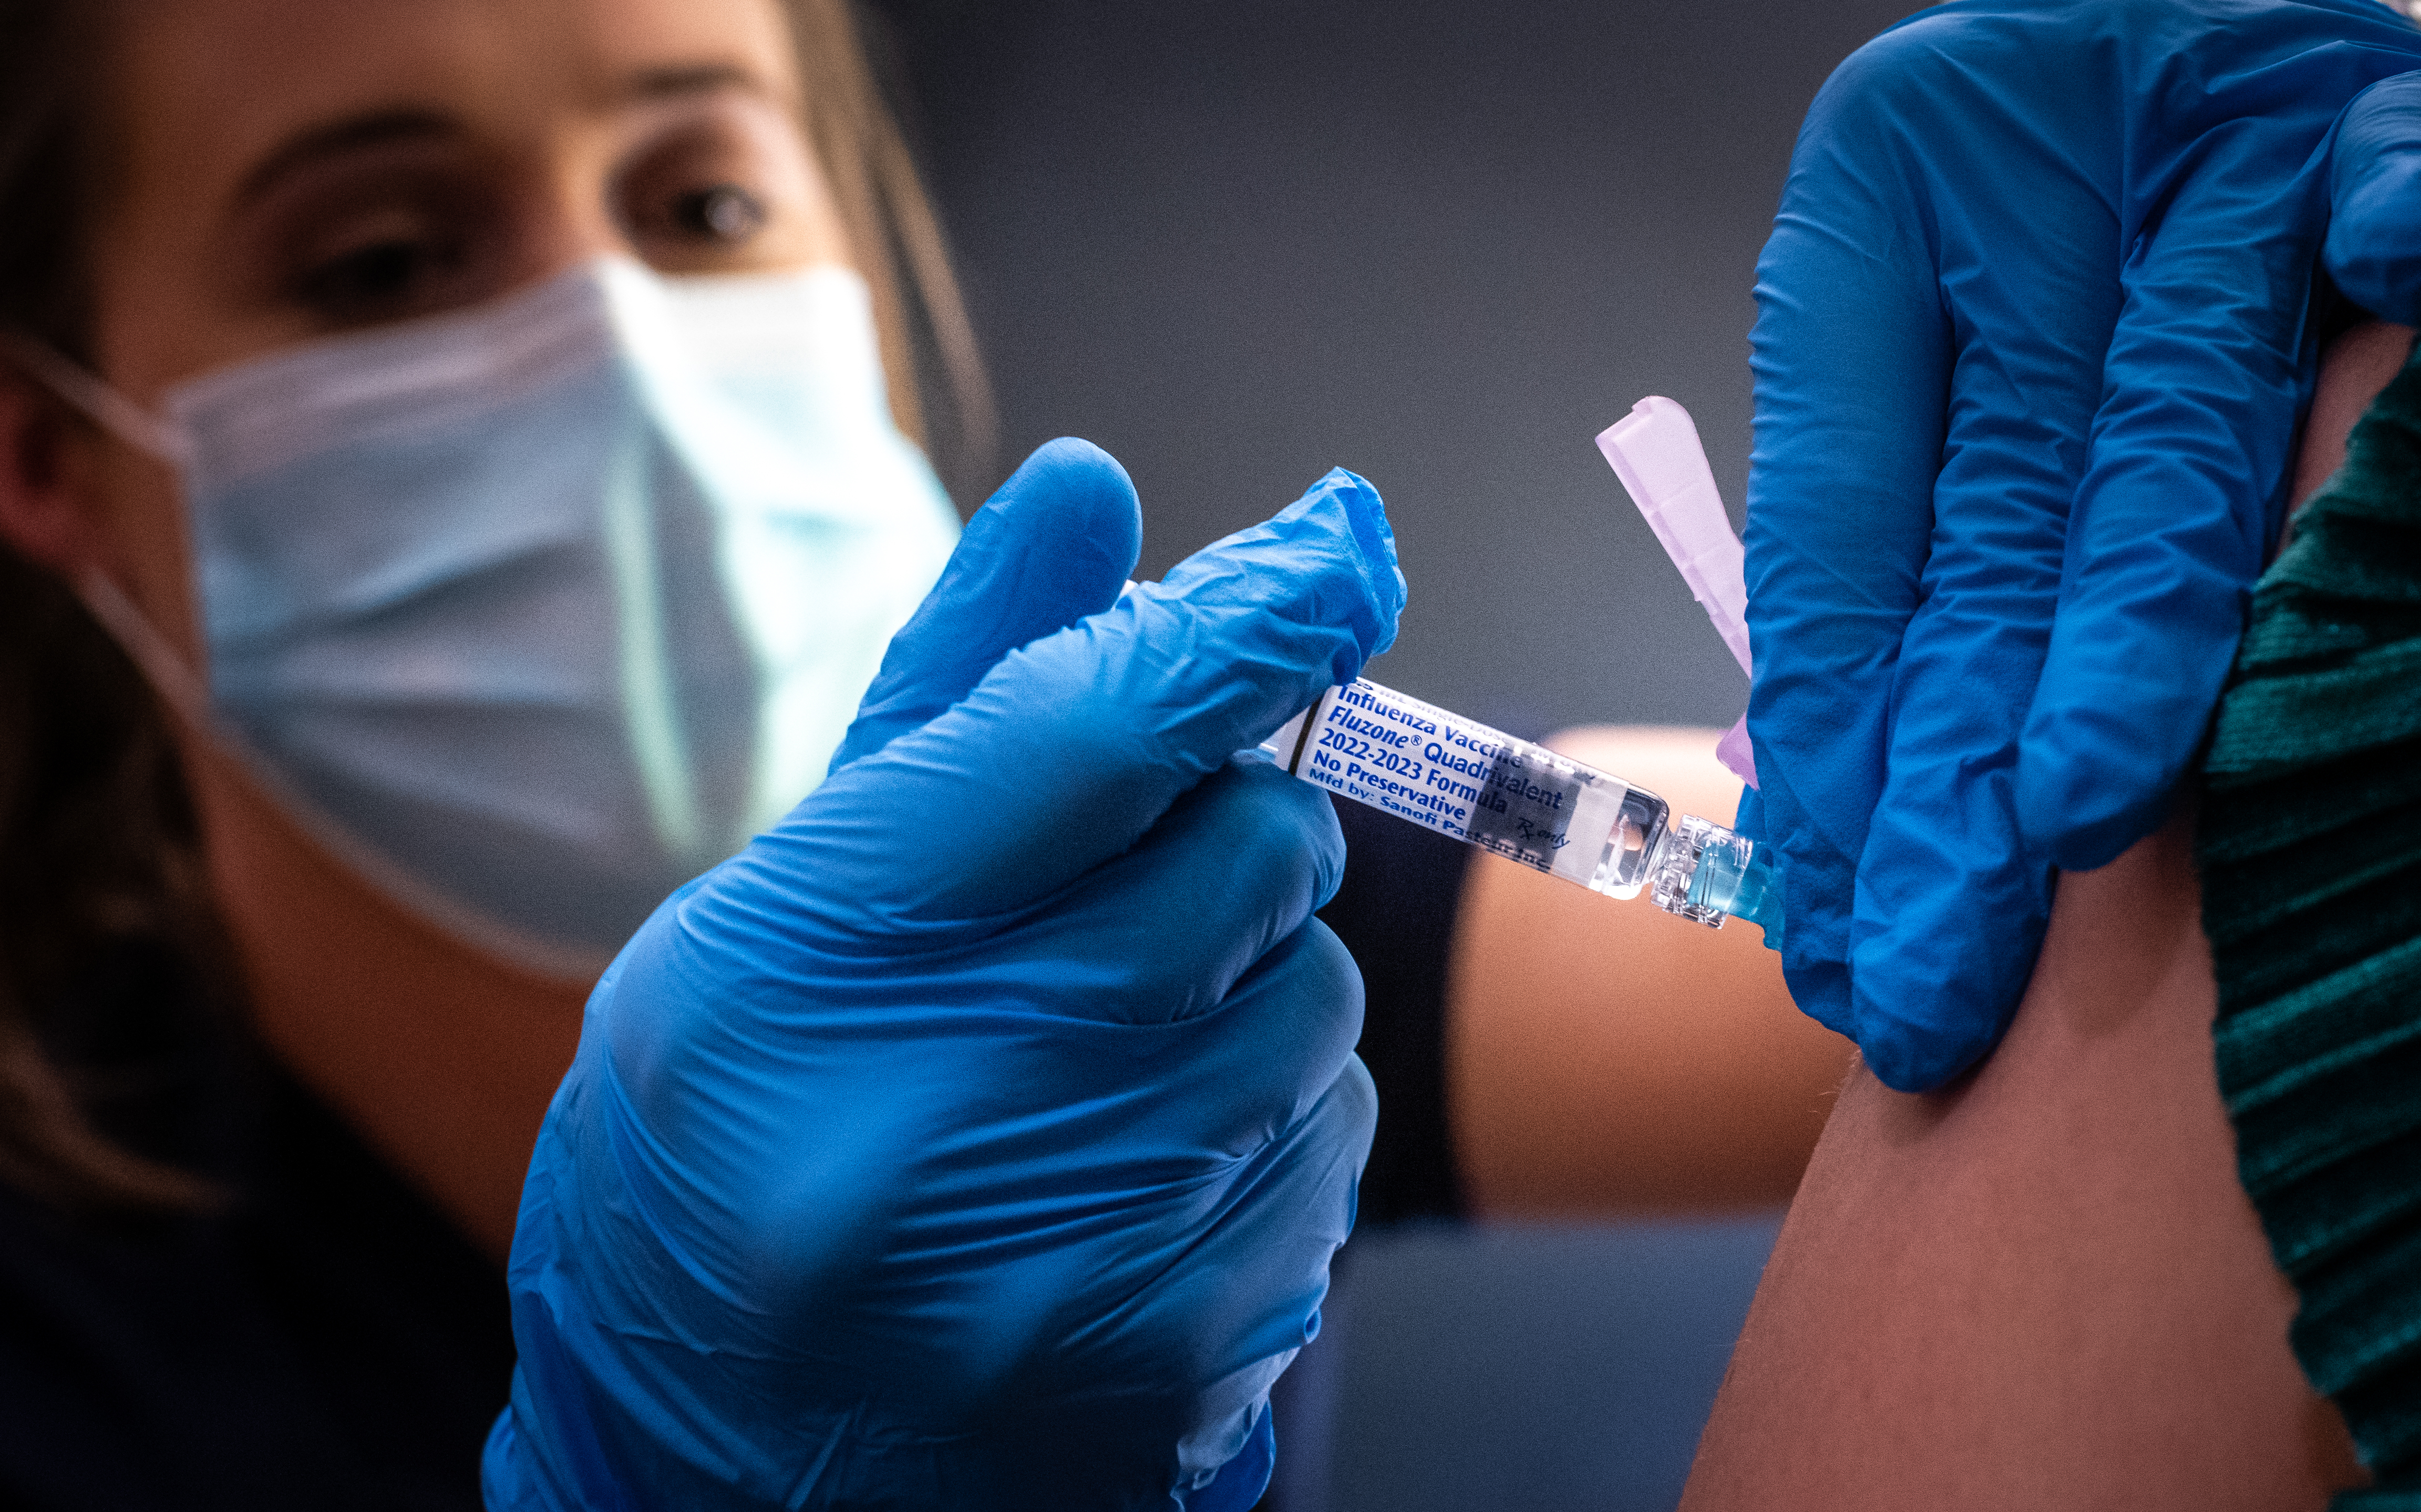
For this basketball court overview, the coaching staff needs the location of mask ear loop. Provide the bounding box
[0,332,192,469]
[0,334,213,720]
[70,564,213,725]
[3,331,617,985]
[0,334,220,738]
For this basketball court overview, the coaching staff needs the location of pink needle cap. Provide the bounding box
[1596,396,1758,789]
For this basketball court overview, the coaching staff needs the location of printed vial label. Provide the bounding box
[1269,679,1661,894]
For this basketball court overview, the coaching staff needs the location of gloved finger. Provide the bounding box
[1127,915,1372,1172]
[2015,120,2338,872]
[982,758,1346,1026]
[1741,18,2007,1041]
[2013,42,2410,873]
[2326,71,2421,327]
[994,1039,1376,1504]
[687,762,1342,1031]
[729,467,1402,938]
[829,437,1142,775]
[911,927,1374,1406]
[2013,18,2421,868]
[1758,6,2130,1088]
[1838,158,2110,1090]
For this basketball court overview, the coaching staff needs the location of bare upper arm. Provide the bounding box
[1677,813,2362,1508]
[1676,327,2417,1509]
[1447,726,1853,1216]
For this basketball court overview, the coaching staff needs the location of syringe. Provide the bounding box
[1260,678,1780,938]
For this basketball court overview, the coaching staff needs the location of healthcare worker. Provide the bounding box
[0,0,1396,1507]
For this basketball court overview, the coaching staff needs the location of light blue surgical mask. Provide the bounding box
[18,257,960,975]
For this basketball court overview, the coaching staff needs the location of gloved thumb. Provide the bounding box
[829,438,1142,774]
[2327,71,2421,324]
[746,465,1402,935]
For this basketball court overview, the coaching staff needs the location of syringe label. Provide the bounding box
[1275,679,1629,888]
[1287,685,1473,837]
[1467,750,1588,873]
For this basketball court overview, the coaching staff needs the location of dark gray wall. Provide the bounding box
[1320,1217,1782,1511]
[877,0,1921,738]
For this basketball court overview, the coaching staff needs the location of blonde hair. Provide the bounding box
[784,0,995,460]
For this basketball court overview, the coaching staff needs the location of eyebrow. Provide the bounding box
[234,109,456,206]
[621,63,764,102]
[231,64,769,208]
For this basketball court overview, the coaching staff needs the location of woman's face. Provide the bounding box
[57,0,848,651]
[0,0,875,1253]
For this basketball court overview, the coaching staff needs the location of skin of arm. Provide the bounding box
[1676,325,2413,1509]
[1681,810,2361,1508]
[1449,726,1855,1215]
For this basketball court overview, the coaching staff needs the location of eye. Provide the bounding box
[266,181,498,330]
[669,183,768,244]
[612,106,827,274]
[295,232,466,320]
[232,132,519,335]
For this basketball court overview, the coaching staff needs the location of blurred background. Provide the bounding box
[858,2,1915,1506]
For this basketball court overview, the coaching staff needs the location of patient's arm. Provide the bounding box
[1680,814,2362,1509]
[1678,324,2414,1509]
[2293,322,2415,503]
[1448,727,1853,1215]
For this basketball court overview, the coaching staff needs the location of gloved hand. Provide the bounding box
[481,437,1405,1510]
[1741,0,2421,1091]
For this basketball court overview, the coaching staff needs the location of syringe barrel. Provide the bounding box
[1261,679,1780,937]
[1261,678,1672,899]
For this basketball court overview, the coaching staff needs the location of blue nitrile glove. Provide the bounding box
[1740,0,2421,1092]
[480,437,1405,1511]
[2329,69,2421,323]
